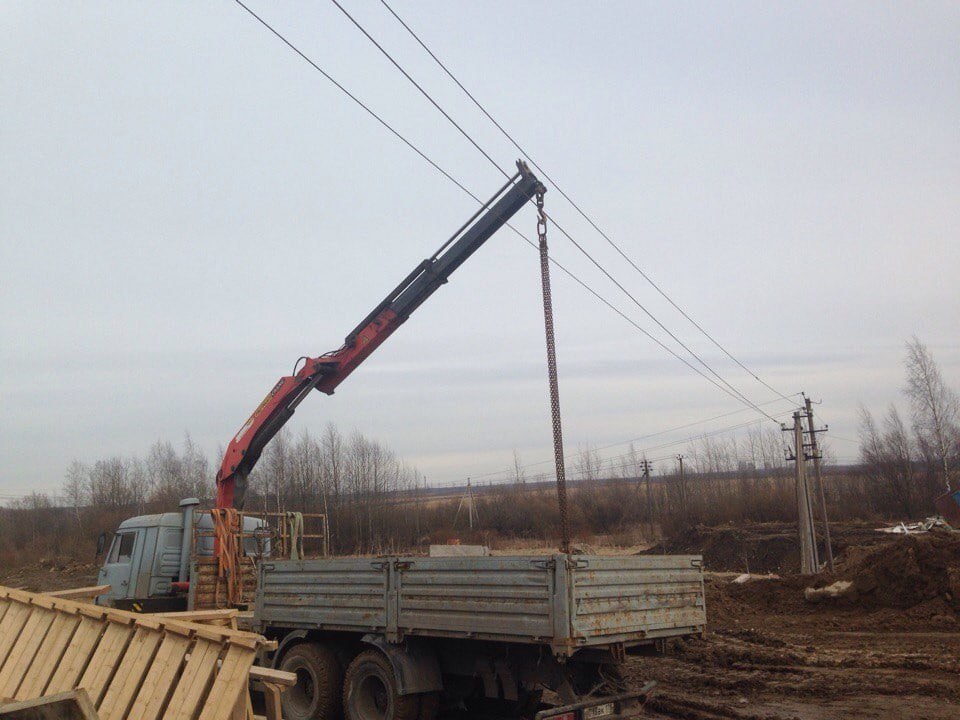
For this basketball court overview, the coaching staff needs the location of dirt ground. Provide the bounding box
[632,527,960,720]
[2,523,957,720]
[0,557,100,592]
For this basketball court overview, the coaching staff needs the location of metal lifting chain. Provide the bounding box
[537,191,571,554]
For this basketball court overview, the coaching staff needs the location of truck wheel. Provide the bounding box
[279,643,343,720]
[343,650,419,720]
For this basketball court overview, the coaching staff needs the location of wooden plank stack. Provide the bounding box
[0,587,267,720]
[189,560,257,612]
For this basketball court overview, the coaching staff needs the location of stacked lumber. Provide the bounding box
[189,560,257,612]
[0,586,267,720]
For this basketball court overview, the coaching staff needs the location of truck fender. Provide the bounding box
[360,634,442,695]
[272,630,310,667]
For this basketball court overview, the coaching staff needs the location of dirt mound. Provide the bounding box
[836,530,960,611]
[653,521,904,575]
[649,524,798,573]
[702,530,960,634]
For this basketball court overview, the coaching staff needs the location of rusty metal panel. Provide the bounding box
[396,557,554,641]
[256,558,389,631]
[569,555,705,642]
[257,554,705,648]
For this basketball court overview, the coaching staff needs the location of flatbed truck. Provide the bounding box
[254,553,705,720]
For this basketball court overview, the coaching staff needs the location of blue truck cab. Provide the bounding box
[96,498,268,611]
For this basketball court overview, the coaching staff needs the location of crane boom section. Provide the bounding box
[216,162,544,508]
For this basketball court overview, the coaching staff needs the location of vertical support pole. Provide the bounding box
[805,397,834,572]
[677,454,687,518]
[467,479,475,530]
[793,412,819,573]
[536,192,571,554]
[643,460,653,536]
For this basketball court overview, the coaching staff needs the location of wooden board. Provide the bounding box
[43,587,110,603]
[189,559,257,611]
[0,587,266,720]
[0,689,99,720]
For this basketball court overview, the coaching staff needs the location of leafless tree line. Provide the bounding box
[2,339,954,566]
[0,425,437,564]
[246,425,428,554]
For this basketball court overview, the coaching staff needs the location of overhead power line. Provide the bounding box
[231,0,476,200]
[328,0,509,179]
[575,410,797,477]
[326,0,782,423]
[472,399,800,484]
[543,210,779,422]
[376,0,796,406]
[230,0,787,416]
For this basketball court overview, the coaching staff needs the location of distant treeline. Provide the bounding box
[1,337,954,567]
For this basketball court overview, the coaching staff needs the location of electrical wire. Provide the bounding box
[544,209,780,422]
[450,406,799,486]
[576,410,798,477]
[463,395,801,483]
[232,0,478,202]
[325,0,781,424]
[229,0,783,417]
[376,0,796,406]
[328,0,509,179]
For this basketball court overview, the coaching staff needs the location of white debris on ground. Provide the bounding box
[876,516,955,534]
[732,573,781,584]
[804,580,855,602]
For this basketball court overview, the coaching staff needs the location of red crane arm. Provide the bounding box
[215,306,400,508]
[215,162,544,508]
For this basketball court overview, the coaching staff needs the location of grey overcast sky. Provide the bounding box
[2,1,959,498]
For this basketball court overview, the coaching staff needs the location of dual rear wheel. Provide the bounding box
[279,643,439,720]
[279,644,343,720]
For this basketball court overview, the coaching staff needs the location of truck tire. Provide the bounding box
[343,650,420,720]
[279,643,343,720]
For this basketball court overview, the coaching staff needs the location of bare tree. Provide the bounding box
[63,460,89,530]
[859,404,916,516]
[512,449,527,485]
[904,337,959,491]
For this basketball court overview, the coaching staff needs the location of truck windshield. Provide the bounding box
[107,532,136,563]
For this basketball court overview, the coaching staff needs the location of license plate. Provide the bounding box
[583,703,615,720]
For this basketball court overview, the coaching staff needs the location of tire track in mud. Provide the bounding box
[627,628,960,719]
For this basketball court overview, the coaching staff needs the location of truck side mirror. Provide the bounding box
[95,532,108,561]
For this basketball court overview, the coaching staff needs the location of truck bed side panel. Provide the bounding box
[396,557,554,640]
[257,554,705,648]
[570,555,706,643]
[257,558,388,631]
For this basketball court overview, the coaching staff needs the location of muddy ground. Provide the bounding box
[0,557,100,592]
[2,523,957,720]
[633,527,960,719]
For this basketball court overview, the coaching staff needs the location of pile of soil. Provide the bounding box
[652,521,902,574]
[702,530,960,634]
[835,530,960,611]
[648,523,799,574]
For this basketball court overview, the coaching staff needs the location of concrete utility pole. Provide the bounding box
[804,396,835,572]
[677,454,687,516]
[454,478,479,531]
[641,459,654,535]
[787,412,819,573]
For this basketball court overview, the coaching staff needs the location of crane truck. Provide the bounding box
[96,163,706,720]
